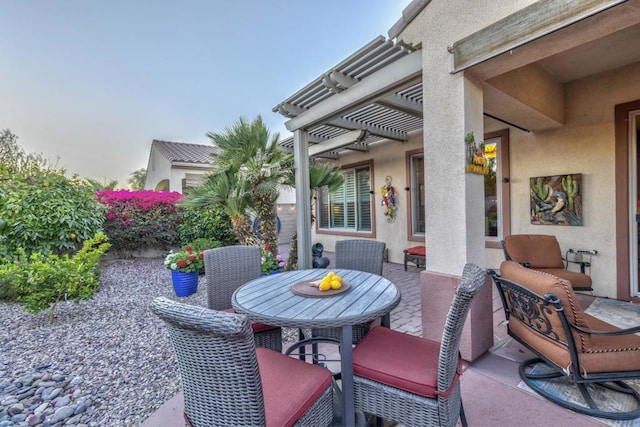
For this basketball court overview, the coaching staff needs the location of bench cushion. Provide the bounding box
[406,246,426,256]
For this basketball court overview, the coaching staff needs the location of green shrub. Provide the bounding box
[187,237,223,252]
[97,189,183,253]
[0,233,111,322]
[0,170,106,261]
[177,205,235,247]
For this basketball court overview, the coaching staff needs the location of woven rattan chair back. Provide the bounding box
[437,263,487,416]
[204,245,262,311]
[352,263,486,427]
[335,239,385,275]
[150,297,267,426]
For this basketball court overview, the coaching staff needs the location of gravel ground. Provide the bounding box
[0,258,296,426]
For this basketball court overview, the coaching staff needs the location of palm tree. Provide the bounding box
[85,178,119,191]
[181,170,260,246]
[284,160,344,270]
[128,168,147,190]
[184,116,293,255]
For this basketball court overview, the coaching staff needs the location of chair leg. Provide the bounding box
[519,358,640,421]
[459,401,468,427]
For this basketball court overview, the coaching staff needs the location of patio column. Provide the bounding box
[293,129,312,269]
[421,70,493,362]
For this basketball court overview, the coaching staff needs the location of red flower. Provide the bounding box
[264,244,272,251]
[177,260,188,268]
[198,252,204,259]
[185,246,193,254]
[188,255,196,262]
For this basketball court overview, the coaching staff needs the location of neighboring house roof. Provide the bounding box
[151,140,219,165]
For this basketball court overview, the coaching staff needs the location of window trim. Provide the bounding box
[405,148,425,242]
[484,129,511,249]
[316,159,375,238]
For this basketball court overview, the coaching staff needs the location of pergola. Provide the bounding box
[272,36,424,268]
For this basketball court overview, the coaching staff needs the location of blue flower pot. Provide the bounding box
[262,270,281,276]
[171,270,198,297]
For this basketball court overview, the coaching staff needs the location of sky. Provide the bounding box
[0,0,412,188]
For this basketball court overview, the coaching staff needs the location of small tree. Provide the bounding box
[0,130,106,260]
[128,168,147,190]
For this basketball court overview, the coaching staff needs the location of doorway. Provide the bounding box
[630,109,640,297]
[615,100,640,301]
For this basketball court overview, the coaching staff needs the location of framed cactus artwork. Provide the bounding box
[530,174,582,226]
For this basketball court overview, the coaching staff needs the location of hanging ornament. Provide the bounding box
[380,176,397,223]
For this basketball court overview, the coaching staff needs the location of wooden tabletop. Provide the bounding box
[232,268,401,329]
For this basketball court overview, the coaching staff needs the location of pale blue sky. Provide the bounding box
[0,1,410,187]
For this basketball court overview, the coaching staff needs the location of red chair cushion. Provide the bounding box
[222,308,278,332]
[353,326,461,398]
[257,347,332,427]
[406,246,426,256]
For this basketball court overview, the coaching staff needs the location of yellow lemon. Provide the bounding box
[333,275,342,283]
[330,280,342,290]
[318,281,331,291]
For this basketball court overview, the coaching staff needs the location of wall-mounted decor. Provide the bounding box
[530,174,582,226]
[465,132,489,175]
[380,176,397,223]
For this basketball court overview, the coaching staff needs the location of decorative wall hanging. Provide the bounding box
[530,173,582,226]
[380,176,397,223]
[465,132,489,175]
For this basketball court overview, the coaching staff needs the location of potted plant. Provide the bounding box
[164,245,204,297]
[261,244,285,275]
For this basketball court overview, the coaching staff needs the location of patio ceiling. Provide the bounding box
[273,36,424,159]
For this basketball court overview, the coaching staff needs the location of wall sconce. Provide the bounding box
[289,205,296,211]
[277,204,282,211]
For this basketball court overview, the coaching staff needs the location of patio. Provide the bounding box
[143,248,618,427]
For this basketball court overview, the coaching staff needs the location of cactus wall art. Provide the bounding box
[530,174,582,226]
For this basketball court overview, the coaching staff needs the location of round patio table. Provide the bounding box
[232,268,401,427]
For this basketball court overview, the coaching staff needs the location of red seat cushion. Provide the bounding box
[222,308,278,332]
[353,326,461,398]
[257,347,332,426]
[406,246,426,256]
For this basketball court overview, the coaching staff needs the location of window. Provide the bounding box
[407,152,425,238]
[318,164,372,232]
[484,129,510,248]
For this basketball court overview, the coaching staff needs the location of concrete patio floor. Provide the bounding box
[143,249,612,427]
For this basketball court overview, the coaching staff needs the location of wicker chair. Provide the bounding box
[151,297,334,427]
[311,239,386,344]
[490,261,640,420]
[204,245,282,352]
[350,263,486,427]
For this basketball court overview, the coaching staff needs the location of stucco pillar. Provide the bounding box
[421,71,493,362]
[293,129,312,269]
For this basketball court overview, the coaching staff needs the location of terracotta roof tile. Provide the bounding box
[152,140,219,164]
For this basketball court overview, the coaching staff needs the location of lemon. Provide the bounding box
[318,281,331,291]
[330,280,342,290]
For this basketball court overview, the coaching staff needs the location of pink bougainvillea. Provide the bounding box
[97,190,184,252]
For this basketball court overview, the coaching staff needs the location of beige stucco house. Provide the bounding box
[274,0,640,360]
[144,140,219,194]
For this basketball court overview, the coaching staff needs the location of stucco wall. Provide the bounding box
[144,149,171,191]
[486,61,640,297]
[311,132,423,264]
